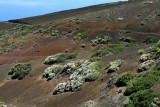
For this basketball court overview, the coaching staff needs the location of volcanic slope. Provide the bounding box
[0,0,160,107]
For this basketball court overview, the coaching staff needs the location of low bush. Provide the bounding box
[116,72,135,87]
[8,63,32,80]
[92,44,125,57]
[44,51,79,64]
[73,32,88,42]
[143,36,159,44]
[89,57,102,62]
[138,49,145,54]
[119,36,137,43]
[155,9,160,16]
[119,36,138,47]
[124,89,160,107]
[91,33,112,46]
[124,70,160,96]
[154,61,160,70]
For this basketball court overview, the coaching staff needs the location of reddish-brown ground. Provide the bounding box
[1,0,160,106]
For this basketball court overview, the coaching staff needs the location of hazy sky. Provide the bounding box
[0,0,126,21]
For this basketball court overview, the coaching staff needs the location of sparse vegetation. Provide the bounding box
[155,9,160,16]
[89,57,102,62]
[44,51,79,64]
[91,33,112,46]
[119,36,138,47]
[92,44,125,57]
[73,32,88,42]
[8,63,32,80]
[116,71,135,87]
[32,42,38,47]
[143,36,159,44]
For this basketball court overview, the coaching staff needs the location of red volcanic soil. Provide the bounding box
[1,0,160,106]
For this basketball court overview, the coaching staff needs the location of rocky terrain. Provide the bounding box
[0,0,160,107]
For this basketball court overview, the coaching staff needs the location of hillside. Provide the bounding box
[0,0,160,107]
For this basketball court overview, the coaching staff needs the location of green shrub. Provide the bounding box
[124,70,160,96]
[32,42,38,47]
[86,72,100,81]
[73,32,88,42]
[149,42,160,59]
[66,51,79,59]
[8,63,32,80]
[56,52,78,63]
[44,51,79,64]
[119,36,137,43]
[155,9,160,16]
[116,72,135,87]
[119,36,138,47]
[143,36,159,44]
[138,49,145,54]
[125,43,138,47]
[92,44,125,57]
[124,89,160,107]
[89,57,102,62]
[154,61,160,70]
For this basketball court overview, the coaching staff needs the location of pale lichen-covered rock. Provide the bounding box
[53,60,101,94]
[139,54,151,63]
[102,73,118,91]
[117,17,123,21]
[62,62,77,75]
[43,65,64,80]
[142,1,153,4]
[53,83,67,95]
[44,53,64,64]
[138,60,154,72]
[123,98,133,107]
[0,102,7,107]
[117,87,126,93]
[84,100,96,107]
[150,97,160,107]
[107,59,123,72]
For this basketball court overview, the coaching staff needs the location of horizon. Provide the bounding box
[0,0,127,21]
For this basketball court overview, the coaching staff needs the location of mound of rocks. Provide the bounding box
[43,65,64,80]
[0,102,7,107]
[102,73,118,91]
[139,54,151,63]
[138,60,154,72]
[107,59,123,73]
[84,100,96,107]
[150,97,160,107]
[53,60,101,95]
[91,34,112,46]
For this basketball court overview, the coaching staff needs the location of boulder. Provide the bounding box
[102,73,118,91]
[150,97,160,107]
[108,59,123,72]
[139,54,151,63]
[0,102,7,107]
[43,65,63,80]
[138,60,154,72]
[84,100,96,107]
[53,83,67,95]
